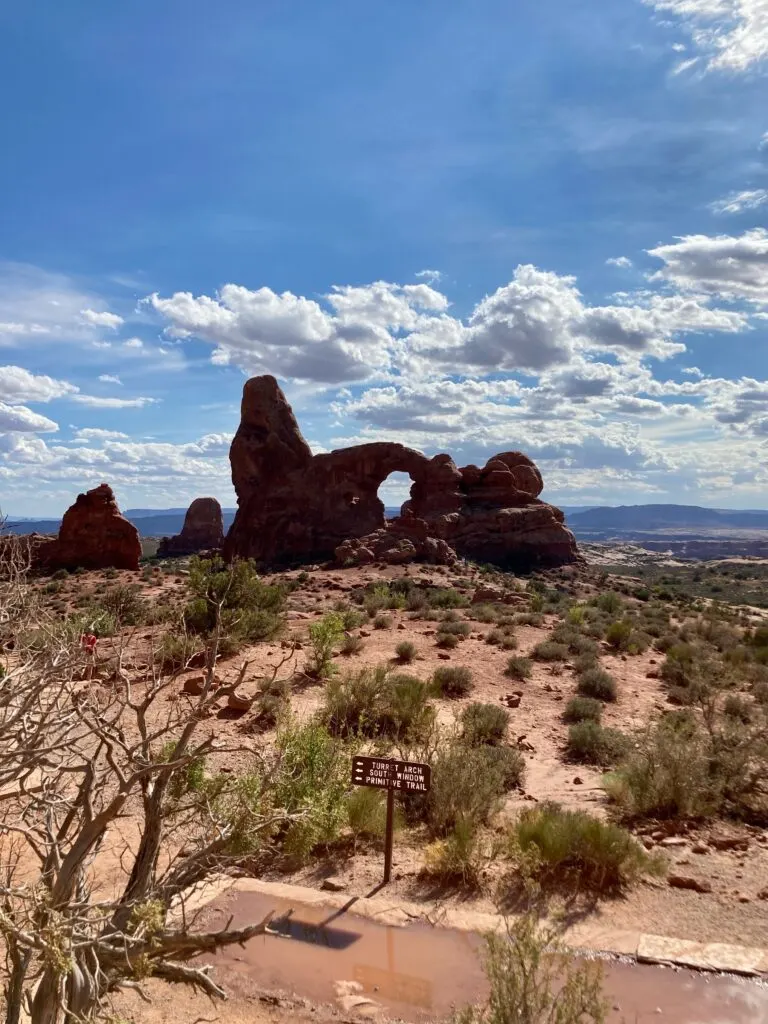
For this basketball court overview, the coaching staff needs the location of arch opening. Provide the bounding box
[376,471,413,520]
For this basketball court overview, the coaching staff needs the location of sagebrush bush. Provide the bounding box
[308,612,345,678]
[425,741,514,836]
[577,667,617,702]
[341,634,364,655]
[323,665,435,743]
[531,641,569,663]
[373,612,394,630]
[424,817,483,888]
[563,696,603,724]
[432,665,474,698]
[505,655,532,680]
[567,721,629,766]
[605,619,633,651]
[436,632,459,649]
[346,787,394,840]
[395,640,417,663]
[439,620,471,637]
[510,802,658,891]
[460,702,510,746]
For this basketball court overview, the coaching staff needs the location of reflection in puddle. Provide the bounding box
[202,890,768,1023]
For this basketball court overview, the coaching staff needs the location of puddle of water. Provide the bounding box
[200,891,768,1023]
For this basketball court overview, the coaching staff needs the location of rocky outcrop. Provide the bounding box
[34,484,141,571]
[157,497,224,557]
[224,375,579,569]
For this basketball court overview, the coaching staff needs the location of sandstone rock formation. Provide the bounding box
[157,497,224,557]
[35,484,141,571]
[224,375,579,569]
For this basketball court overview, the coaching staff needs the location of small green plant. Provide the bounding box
[504,655,532,680]
[439,620,471,637]
[373,611,393,629]
[308,612,345,678]
[577,667,617,702]
[567,721,629,766]
[563,696,602,724]
[323,666,435,743]
[510,802,658,891]
[432,665,474,698]
[52,568,69,581]
[346,787,393,841]
[593,591,623,614]
[395,640,417,663]
[452,915,608,1024]
[460,703,510,746]
[425,741,514,836]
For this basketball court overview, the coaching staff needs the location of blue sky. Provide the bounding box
[1,0,767,516]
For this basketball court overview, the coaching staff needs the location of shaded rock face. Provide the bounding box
[224,376,578,569]
[157,497,224,557]
[36,484,141,571]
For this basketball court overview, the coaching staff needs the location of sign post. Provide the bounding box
[351,756,431,886]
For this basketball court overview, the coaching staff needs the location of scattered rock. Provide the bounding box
[573,777,583,785]
[183,676,205,696]
[321,876,347,892]
[438,652,451,661]
[227,691,252,713]
[660,837,688,848]
[667,875,712,894]
[709,834,749,852]
[692,843,709,855]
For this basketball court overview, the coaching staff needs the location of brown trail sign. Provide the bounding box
[351,756,431,885]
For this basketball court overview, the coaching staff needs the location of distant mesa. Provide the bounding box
[157,497,225,557]
[224,374,579,569]
[33,483,141,572]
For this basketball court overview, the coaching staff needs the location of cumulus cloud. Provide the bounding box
[98,374,122,384]
[648,229,768,304]
[71,428,130,443]
[0,366,78,404]
[645,0,768,71]
[606,256,633,268]
[0,403,58,433]
[80,308,124,329]
[415,269,442,283]
[709,189,768,214]
[123,338,144,349]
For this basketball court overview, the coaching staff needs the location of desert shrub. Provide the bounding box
[460,703,510,746]
[499,633,519,651]
[567,722,629,766]
[451,915,608,1024]
[484,745,525,791]
[563,696,602,724]
[486,628,505,645]
[340,607,366,630]
[253,676,290,729]
[592,592,624,615]
[432,665,474,698]
[439,620,471,636]
[182,556,286,651]
[577,667,617,702]
[504,655,532,680]
[436,632,459,649]
[395,639,417,663]
[470,603,501,624]
[346,787,393,841]
[531,641,569,662]
[428,588,469,609]
[322,666,435,743]
[722,693,752,722]
[156,631,205,671]
[426,742,511,836]
[373,612,394,630]
[272,719,351,863]
[510,802,657,891]
[308,612,345,678]
[341,633,364,656]
[405,589,429,612]
[605,709,768,822]
[96,583,148,626]
[605,619,632,651]
[424,817,483,887]
[573,652,599,674]
[51,568,69,581]
[442,609,462,623]
[514,611,544,627]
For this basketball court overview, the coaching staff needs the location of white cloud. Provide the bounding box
[415,269,442,283]
[70,395,158,409]
[709,189,768,214]
[0,366,78,404]
[648,228,768,304]
[0,403,58,433]
[80,308,124,329]
[98,374,122,384]
[645,0,768,71]
[123,337,144,349]
[71,427,130,443]
[606,256,633,268]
